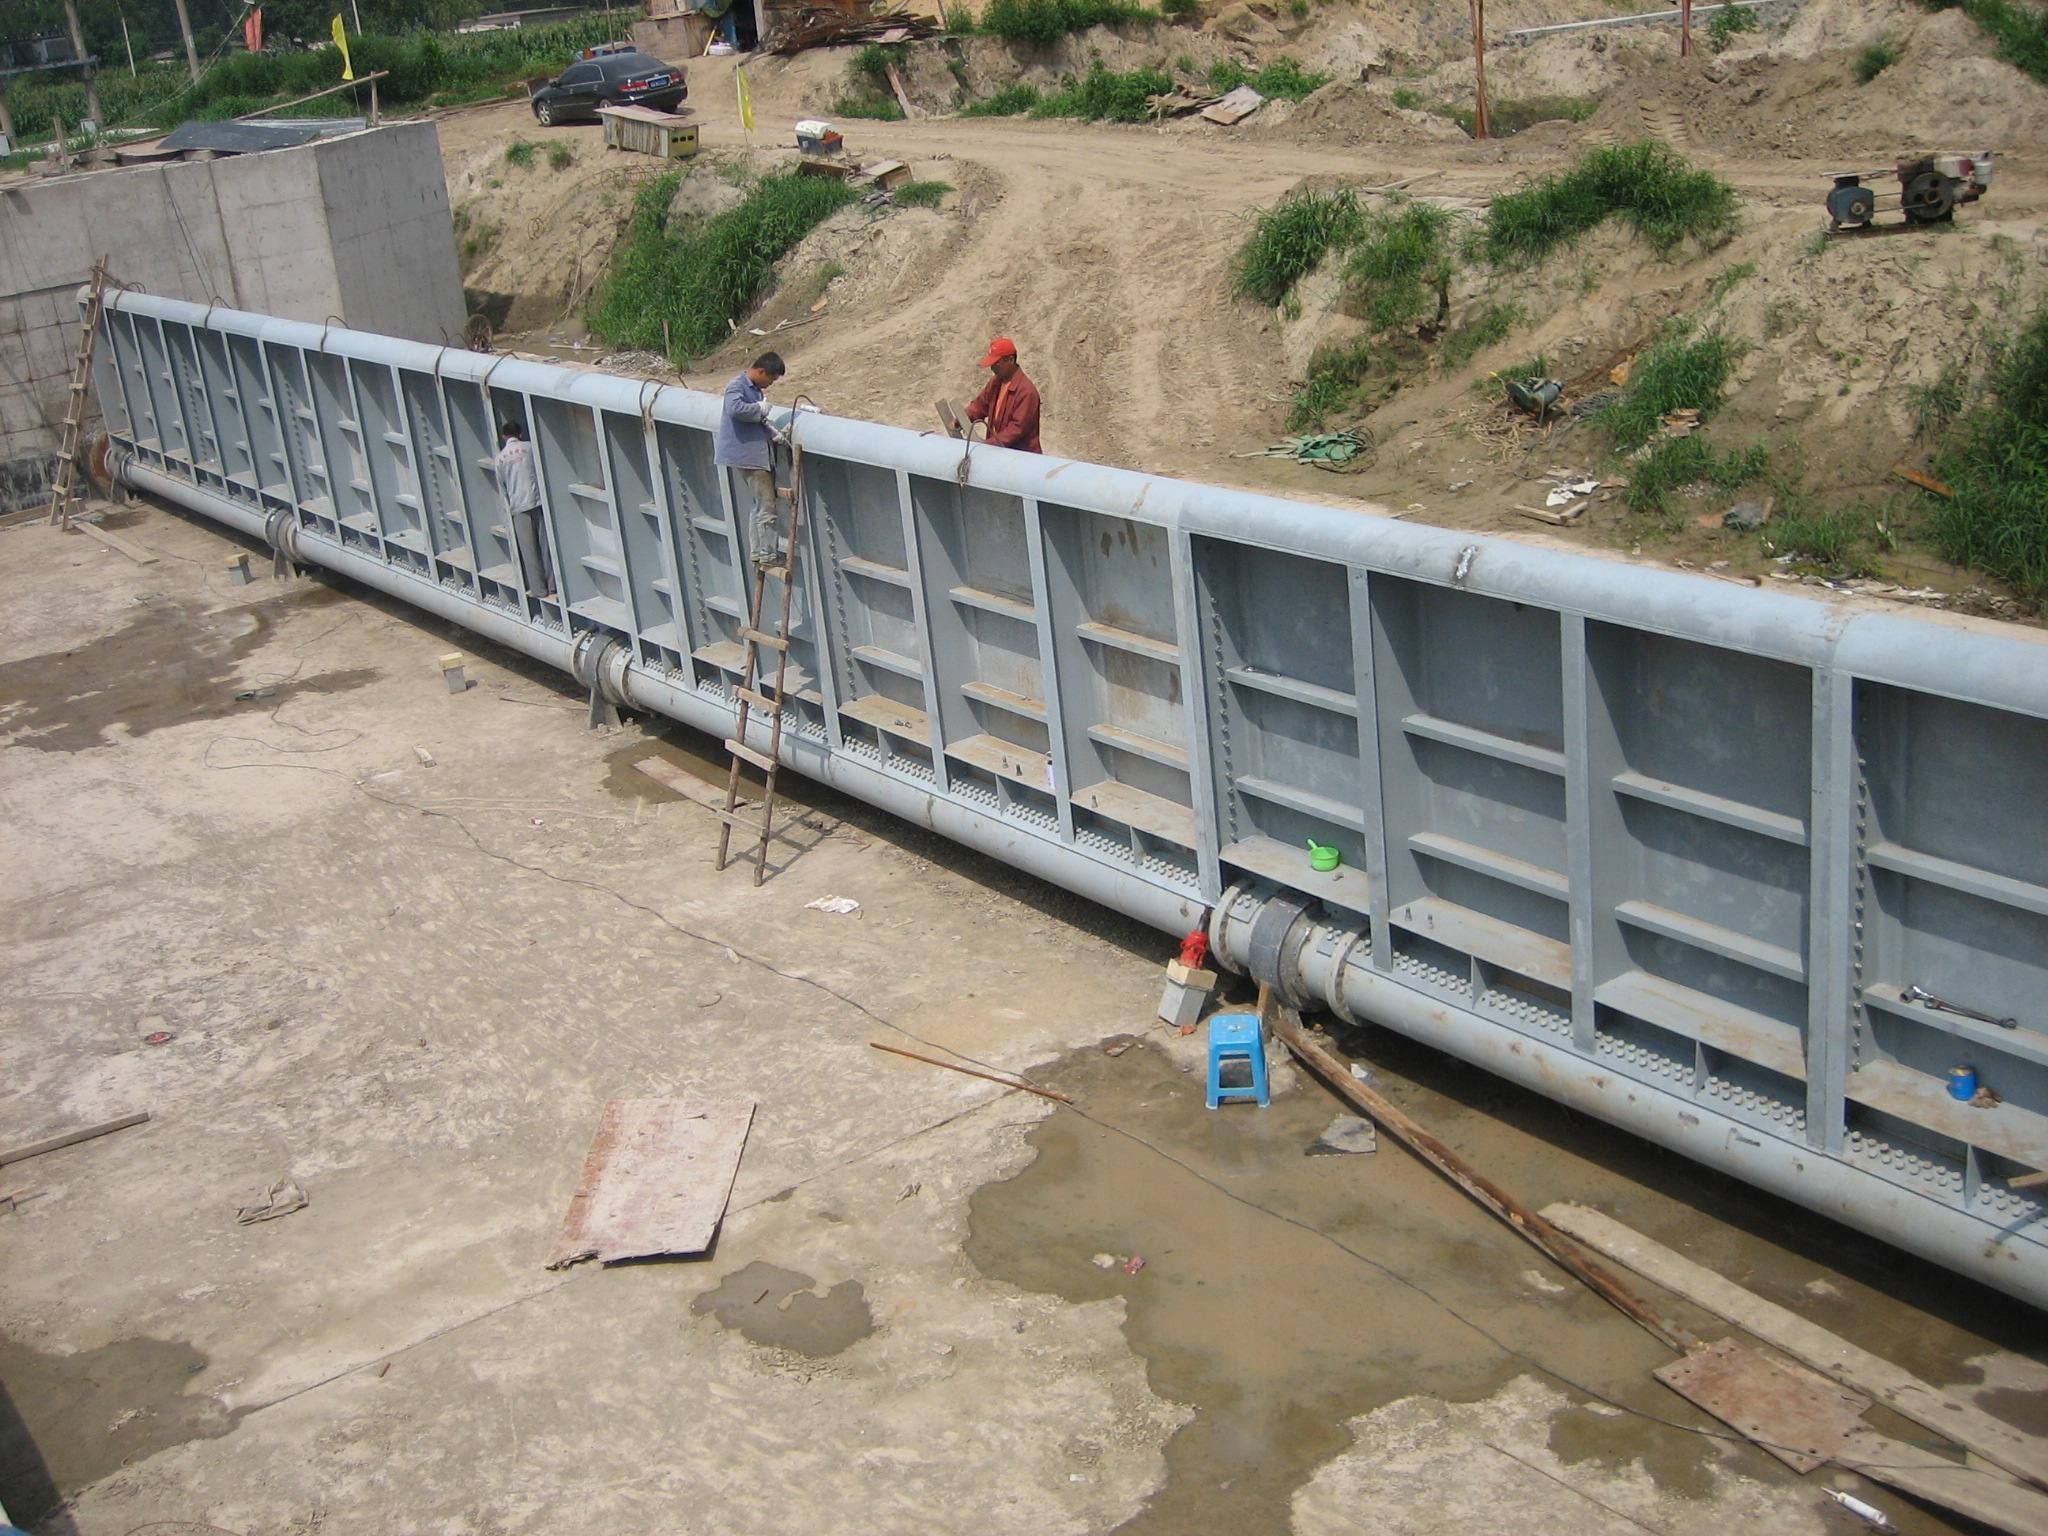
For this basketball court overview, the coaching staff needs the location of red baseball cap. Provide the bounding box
[979,336,1018,368]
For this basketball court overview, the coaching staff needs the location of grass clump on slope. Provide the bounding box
[589,171,859,364]
[1483,141,1737,267]
[1233,187,1368,305]
[1929,305,2048,604]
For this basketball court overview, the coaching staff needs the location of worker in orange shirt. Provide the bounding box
[955,337,1042,453]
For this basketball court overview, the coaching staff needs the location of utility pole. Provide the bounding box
[120,12,136,74]
[1468,0,1490,140]
[61,0,104,129]
[171,0,201,81]
[0,84,14,149]
[1680,0,1694,55]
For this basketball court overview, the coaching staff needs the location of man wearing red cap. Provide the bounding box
[958,337,1042,453]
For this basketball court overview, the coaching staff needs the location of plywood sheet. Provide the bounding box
[547,1099,754,1269]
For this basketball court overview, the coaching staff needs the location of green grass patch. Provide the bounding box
[961,83,1042,115]
[977,0,1158,43]
[1598,324,1746,451]
[589,170,861,365]
[505,139,539,169]
[1708,259,1758,302]
[1391,86,1420,110]
[1342,200,1455,333]
[893,179,952,208]
[1441,93,1597,138]
[1708,2,1761,50]
[836,90,906,119]
[1764,500,1889,576]
[1929,304,2048,604]
[1442,301,1525,371]
[1030,63,1173,121]
[1163,0,1200,17]
[1623,436,1771,520]
[1482,141,1738,266]
[1855,36,1900,82]
[1233,186,1368,305]
[1289,337,1374,431]
[548,141,574,171]
[1206,55,1331,100]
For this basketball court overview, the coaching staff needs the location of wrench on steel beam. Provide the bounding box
[1902,984,2017,1029]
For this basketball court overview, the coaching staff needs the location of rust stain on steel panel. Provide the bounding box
[547,1099,755,1269]
[1654,1337,1871,1473]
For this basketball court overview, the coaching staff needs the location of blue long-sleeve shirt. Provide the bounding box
[715,372,774,470]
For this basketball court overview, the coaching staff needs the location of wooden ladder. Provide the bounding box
[46,255,111,530]
[715,443,807,886]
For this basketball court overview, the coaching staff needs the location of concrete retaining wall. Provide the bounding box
[0,120,464,508]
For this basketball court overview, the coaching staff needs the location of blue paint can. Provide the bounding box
[1948,1064,1979,1101]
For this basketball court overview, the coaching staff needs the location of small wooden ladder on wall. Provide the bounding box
[715,443,807,886]
[46,255,111,530]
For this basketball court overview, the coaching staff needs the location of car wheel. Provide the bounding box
[595,97,614,113]
[535,99,553,126]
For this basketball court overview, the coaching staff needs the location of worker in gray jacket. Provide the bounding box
[496,420,554,599]
[716,352,788,570]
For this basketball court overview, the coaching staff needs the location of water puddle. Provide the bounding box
[0,1335,240,1524]
[0,591,372,753]
[691,1261,875,1356]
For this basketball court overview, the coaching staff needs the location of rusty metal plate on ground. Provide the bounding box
[1655,1337,1872,1473]
[547,1099,754,1269]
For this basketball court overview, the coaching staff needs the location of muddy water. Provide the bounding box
[692,1260,875,1356]
[968,1045,1529,1535]
[0,590,371,753]
[0,1335,239,1524]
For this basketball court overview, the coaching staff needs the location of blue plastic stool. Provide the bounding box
[1206,1012,1269,1109]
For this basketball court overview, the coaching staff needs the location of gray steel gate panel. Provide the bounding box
[87,290,2048,1305]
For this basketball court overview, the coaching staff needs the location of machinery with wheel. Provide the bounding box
[1825,152,1993,232]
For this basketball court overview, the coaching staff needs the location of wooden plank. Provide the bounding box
[0,1111,150,1167]
[1848,1430,2048,1535]
[69,518,159,565]
[1657,1338,2048,1534]
[1276,1015,1694,1351]
[1544,1202,2048,1491]
[633,755,732,813]
[546,1099,753,1268]
[1890,462,1955,499]
[882,62,922,119]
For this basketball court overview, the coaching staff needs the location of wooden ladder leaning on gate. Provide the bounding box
[714,436,807,885]
[46,256,112,530]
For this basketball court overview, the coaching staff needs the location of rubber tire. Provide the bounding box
[595,97,614,115]
[535,99,554,126]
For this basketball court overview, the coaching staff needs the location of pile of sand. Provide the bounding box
[1576,3,2048,159]
[1260,78,1470,146]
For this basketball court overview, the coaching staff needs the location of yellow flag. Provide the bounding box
[331,14,354,81]
[736,65,754,134]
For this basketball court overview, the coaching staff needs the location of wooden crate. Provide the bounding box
[598,106,701,159]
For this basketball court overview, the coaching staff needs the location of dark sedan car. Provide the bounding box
[530,51,687,125]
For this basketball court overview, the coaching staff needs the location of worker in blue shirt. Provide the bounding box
[716,352,788,570]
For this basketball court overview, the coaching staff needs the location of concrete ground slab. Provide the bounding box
[2,502,2040,1535]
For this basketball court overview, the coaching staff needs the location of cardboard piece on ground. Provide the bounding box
[1201,85,1264,125]
[1543,1202,2048,1492]
[547,1099,754,1268]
